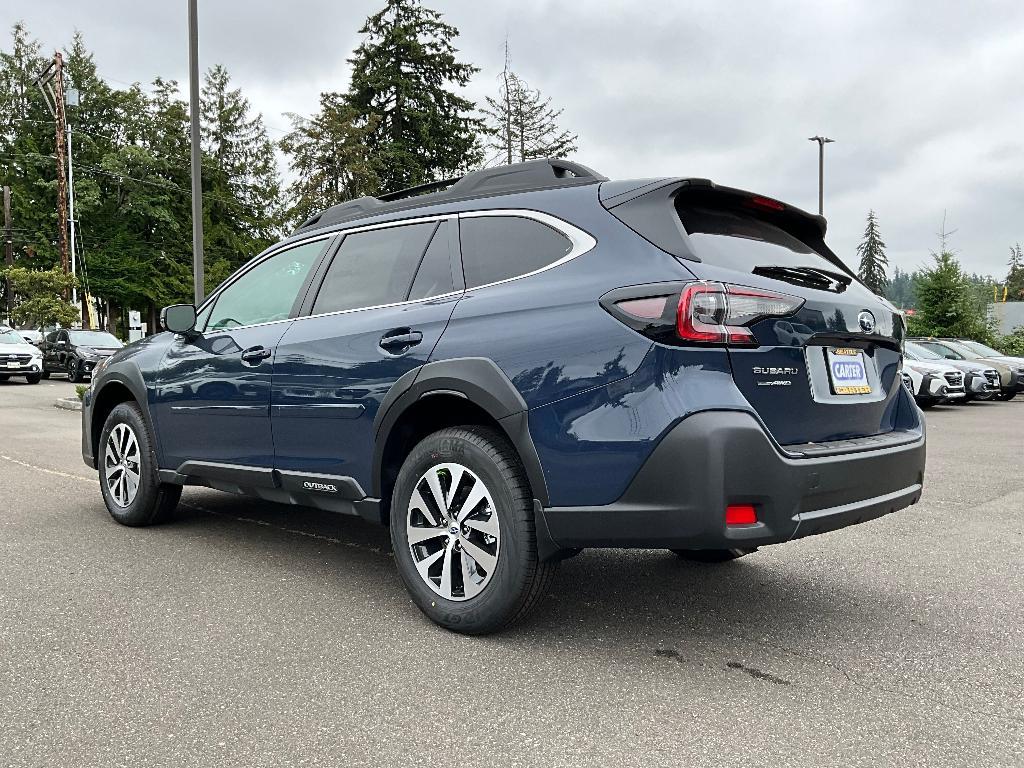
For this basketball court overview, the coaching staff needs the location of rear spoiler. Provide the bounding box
[599,177,837,268]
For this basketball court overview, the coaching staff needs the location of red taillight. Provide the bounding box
[676,282,803,346]
[725,504,758,526]
[615,296,670,320]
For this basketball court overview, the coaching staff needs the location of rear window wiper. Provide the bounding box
[752,265,852,293]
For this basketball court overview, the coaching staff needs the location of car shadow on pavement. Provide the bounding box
[164,487,890,649]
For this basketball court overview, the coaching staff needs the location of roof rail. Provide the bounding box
[292,158,606,235]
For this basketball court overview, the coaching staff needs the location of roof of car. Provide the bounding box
[292,158,608,236]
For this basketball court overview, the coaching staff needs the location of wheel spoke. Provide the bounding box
[438,541,455,599]
[104,444,118,467]
[407,525,446,546]
[408,487,439,526]
[464,514,499,538]
[461,550,484,599]
[414,547,445,582]
[124,466,140,502]
[424,469,448,518]
[460,538,497,575]
[455,479,489,523]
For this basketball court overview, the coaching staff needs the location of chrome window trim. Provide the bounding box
[199,209,595,331]
[457,208,597,292]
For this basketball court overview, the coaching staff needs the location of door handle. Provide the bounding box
[379,330,423,351]
[240,345,272,365]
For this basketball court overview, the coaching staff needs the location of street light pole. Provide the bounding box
[188,0,205,305]
[807,135,834,216]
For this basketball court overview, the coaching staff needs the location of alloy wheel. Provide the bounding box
[406,462,500,601]
[104,423,141,508]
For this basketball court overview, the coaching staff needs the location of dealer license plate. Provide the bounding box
[826,347,871,395]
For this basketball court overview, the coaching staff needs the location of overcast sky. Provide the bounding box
[7,0,1024,278]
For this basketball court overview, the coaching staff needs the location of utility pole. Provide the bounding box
[34,53,71,295]
[188,0,205,305]
[66,88,85,326]
[807,135,834,216]
[3,186,12,323]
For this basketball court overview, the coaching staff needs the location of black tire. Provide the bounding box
[0,374,8,381]
[40,370,50,379]
[25,374,41,384]
[67,358,83,383]
[998,391,1017,402]
[390,426,556,635]
[98,402,181,526]
[672,548,755,562]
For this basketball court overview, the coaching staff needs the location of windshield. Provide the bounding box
[917,341,964,360]
[939,340,981,359]
[905,341,942,361]
[0,330,28,344]
[69,331,122,347]
[959,340,1003,357]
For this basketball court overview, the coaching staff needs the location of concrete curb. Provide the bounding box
[55,397,82,412]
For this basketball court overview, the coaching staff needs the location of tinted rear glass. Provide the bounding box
[459,216,572,288]
[677,205,837,273]
[312,222,436,315]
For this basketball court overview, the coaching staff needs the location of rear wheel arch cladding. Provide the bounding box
[372,357,550,518]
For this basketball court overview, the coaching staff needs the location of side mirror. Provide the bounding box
[161,304,198,335]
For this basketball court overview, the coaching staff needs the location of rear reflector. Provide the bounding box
[615,296,669,320]
[725,504,758,526]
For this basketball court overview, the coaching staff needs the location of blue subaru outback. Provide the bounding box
[82,159,926,634]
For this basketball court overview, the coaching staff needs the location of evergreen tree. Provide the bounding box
[279,92,379,227]
[855,210,888,294]
[201,64,281,278]
[1005,243,1024,301]
[0,23,56,269]
[348,0,483,192]
[482,46,577,165]
[914,226,990,340]
[884,266,918,309]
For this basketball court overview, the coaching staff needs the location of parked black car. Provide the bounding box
[43,329,124,382]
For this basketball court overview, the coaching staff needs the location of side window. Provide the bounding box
[459,215,573,288]
[206,239,325,331]
[408,222,455,300]
[311,222,436,315]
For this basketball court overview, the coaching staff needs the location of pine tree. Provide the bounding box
[914,224,989,339]
[347,0,483,192]
[1005,243,1024,301]
[482,46,577,165]
[201,64,281,276]
[855,210,888,294]
[279,92,379,227]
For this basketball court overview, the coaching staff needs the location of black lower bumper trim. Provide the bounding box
[539,410,925,551]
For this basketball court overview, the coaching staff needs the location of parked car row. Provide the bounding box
[901,337,1024,408]
[0,325,125,384]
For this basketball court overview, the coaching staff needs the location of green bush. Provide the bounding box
[996,327,1024,357]
[75,385,88,402]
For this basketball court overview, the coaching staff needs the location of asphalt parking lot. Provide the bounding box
[1,377,1022,767]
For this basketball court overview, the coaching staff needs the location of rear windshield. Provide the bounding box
[676,205,838,273]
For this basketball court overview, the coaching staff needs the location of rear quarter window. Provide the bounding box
[459,215,572,288]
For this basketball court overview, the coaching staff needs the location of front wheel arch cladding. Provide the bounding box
[372,357,550,509]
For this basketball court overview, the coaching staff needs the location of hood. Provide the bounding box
[941,358,997,374]
[905,360,960,376]
[0,342,39,355]
[988,356,1024,370]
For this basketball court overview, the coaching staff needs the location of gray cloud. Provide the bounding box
[7,0,1024,277]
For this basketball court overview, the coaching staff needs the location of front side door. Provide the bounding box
[271,218,462,494]
[152,237,331,471]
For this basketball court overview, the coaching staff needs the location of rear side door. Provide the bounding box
[152,236,331,471]
[271,217,461,495]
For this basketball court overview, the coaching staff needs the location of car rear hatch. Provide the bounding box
[602,179,910,448]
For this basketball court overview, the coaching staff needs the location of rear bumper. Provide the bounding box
[539,410,925,550]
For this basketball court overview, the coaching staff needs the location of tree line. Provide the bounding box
[0,0,577,332]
